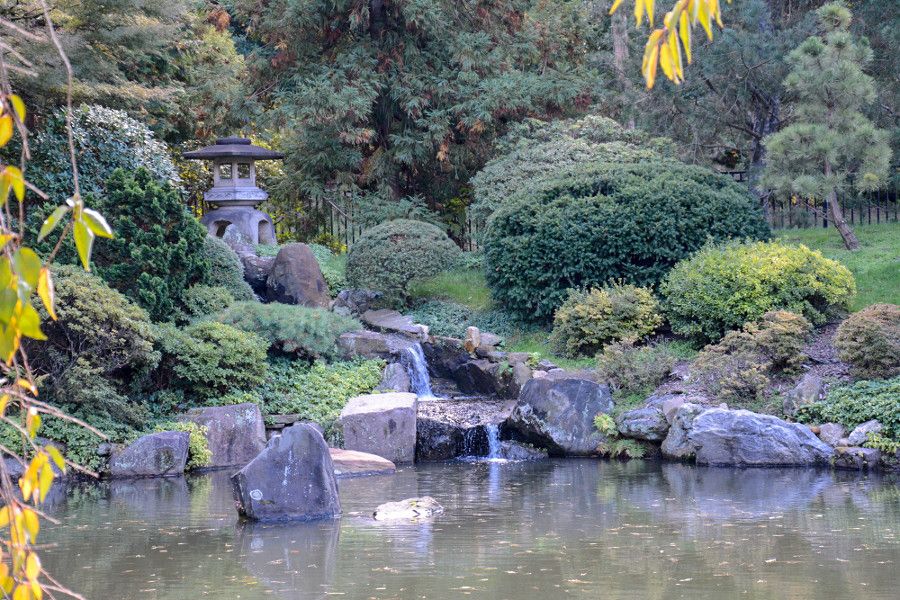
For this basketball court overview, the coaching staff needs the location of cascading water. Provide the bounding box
[484,424,502,460]
[401,343,434,398]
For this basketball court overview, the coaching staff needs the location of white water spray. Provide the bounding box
[401,343,434,398]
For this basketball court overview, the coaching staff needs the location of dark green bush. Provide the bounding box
[833,303,900,380]
[796,376,900,442]
[200,235,256,301]
[691,311,812,406]
[483,161,769,322]
[182,285,235,318]
[662,241,855,343]
[346,219,462,305]
[549,284,662,358]
[28,266,159,424]
[157,321,268,400]
[470,115,673,234]
[213,301,360,359]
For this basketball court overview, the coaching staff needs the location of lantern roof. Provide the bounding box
[183,137,284,161]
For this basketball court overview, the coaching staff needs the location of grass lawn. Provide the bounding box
[408,268,493,311]
[777,221,899,311]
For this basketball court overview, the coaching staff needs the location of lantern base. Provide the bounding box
[201,206,276,246]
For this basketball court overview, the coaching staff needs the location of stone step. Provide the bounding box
[329,448,396,478]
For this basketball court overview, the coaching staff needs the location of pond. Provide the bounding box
[42,460,899,599]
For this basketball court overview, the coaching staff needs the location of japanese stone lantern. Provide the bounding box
[183,136,283,245]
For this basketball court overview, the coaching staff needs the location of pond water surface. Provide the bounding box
[42,460,899,599]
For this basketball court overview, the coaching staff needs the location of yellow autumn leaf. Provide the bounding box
[22,509,38,541]
[37,269,55,321]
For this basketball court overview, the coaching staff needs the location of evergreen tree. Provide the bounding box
[232,0,595,206]
[761,1,891,249]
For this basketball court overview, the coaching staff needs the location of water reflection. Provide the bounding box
[39,460,900,600]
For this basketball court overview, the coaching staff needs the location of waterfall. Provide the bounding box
[484,424,502,460]
[401,343,434,398]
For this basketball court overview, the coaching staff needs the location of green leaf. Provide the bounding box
[38,205,70,241]
[73,220,95,270]
[12,248,42,289]
[0,288,16,324]
[82,208,113,238]
[18,303,45,341]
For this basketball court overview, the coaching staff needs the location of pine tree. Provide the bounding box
[761,1,892,250]
[232,0,594,205]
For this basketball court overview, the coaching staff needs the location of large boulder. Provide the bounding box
[832,446,881,470]
[452,358,503,396]
[818,423,847,447]
[108,431,189,478]
[506,374,614,456]
[670,408,833,466]
[265,243,330,307]
[179,403,266,469]
[340,393,418,464]
[232,424,341,522]
[616,405,669,442]
[661,403,706,460]
[332,289,385,318]
[337,330,415,359]
[329,448,396,478]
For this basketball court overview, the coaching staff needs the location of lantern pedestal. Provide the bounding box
[201,206,276,246]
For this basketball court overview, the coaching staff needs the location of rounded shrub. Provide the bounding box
[200,235,256,301]
[28,266,159,424]
[157,321,268,400]
[833,303,900,379]
[346,219,462,305]
[183,285,235,318]
[661,241,856,342]
[549,284,662,358]
[214,301,360,360]
[483,161,770,322]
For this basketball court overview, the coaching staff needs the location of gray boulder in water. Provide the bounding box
[340,393,418,464]
[179,403,266,468]
[108,431,190,478]
[616,405,670,441]
[232,424,341,522]
[683,408,832,466]
[373,497,443,521]
[506,374,613,456]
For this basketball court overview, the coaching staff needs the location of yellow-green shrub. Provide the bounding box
[549,284,662,357]
[662,241,855,343]
[833,303,900,380]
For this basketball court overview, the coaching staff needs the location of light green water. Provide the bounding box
[41,460,899,599]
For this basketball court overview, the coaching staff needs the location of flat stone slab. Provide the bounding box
[329,448,396,478]
[340,393,418,464]
[361,309,427,339]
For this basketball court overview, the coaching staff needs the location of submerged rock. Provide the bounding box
[506,374,613,456]
[499,441,548,461]
[373,497,443,521]
[340,393,418,464]
[180,403,266,468]
[266,243,331,307]
[232,424,341,522]
[108,431,189,478]
[672,408,833,466]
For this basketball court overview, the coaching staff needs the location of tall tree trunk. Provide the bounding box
[824,159,860,250]
[610,9,635,129]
